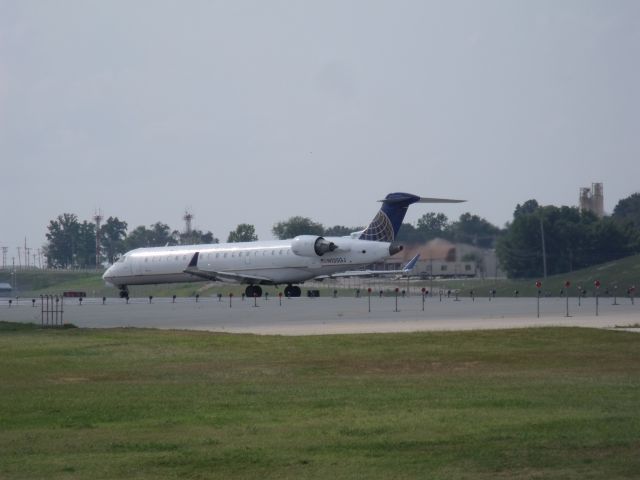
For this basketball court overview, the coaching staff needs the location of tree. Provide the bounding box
[514,199,540,218]
[416,212,450,240]
[124,225,154,250]
[228,224,258,243]
[149,222,173,246]
[124,222,173,249]
[497,201,640,278]
[272,216,324,239]
[613,192,640,230]
[101,216,128,264]
[449,213,501,248]
[45,213,81,268]
[44,213,102,268]
[75,221,97,268]
[174,229,218,245]
[324,225,364,237]
[395,223,424,243]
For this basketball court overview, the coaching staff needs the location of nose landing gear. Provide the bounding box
[118,286,129,298]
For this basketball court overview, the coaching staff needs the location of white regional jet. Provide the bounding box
[102,193,464,298]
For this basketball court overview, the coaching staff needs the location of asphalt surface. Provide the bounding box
[1,294,638,335]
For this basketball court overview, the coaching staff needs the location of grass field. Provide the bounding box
[1,323,639,479]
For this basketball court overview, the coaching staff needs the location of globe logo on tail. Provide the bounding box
[359,211,395,242]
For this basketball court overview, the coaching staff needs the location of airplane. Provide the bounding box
[102,192,464,298]
[316,254,421,280]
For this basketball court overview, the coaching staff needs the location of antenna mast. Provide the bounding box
[93,209,103,269]
[183,210,193,235]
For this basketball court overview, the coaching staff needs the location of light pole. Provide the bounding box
[539,209,547,279]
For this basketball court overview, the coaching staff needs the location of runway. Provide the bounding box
[2,294,638,335]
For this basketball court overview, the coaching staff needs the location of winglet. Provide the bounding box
[403,254,420,272]
[187,252,199,268]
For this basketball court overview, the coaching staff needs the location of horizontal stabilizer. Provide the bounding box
[417,197,466,203]
[377,196,465,203]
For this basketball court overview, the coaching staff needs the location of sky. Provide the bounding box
[1,0,639,262]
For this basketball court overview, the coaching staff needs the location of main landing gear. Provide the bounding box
[284,285,302,297]
[244,285,301,298]
[118,286,129,298]
[245,285,263,298]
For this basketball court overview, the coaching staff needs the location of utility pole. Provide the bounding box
[1,246,7,270]
[539,210,547,279]
[183,210,193,244]
[11,257,16,292]
[16,247,22,269]
[429,257,434,296]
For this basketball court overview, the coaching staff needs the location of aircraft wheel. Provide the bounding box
[245,285,263,298]
[284,285,293,297]
[292,286,302,297]
[119,287,129,298]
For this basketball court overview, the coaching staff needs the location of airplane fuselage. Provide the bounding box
[103,237,392,288]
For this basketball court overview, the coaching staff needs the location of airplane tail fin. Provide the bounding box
[403,254,420,272]
[359,193,465,242]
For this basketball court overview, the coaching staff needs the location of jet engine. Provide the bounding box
[291,235,337,257]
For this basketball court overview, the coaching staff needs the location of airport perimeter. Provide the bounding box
[1,295,638,335]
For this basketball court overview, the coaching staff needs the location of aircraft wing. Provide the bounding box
[316,254,420,279]
[183,253,273,284]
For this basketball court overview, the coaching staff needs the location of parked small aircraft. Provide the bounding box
[316,254,420,279]
[103,193,464,297]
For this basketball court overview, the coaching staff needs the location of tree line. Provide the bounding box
[44,215,259,268]
[43,193,640,276]
[497,195,640,278]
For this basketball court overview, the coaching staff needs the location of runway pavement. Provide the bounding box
[1,294,638,335]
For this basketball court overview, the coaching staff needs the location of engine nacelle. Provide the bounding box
[291,235,337,257]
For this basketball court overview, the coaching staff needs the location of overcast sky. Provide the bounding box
[1,0,639,261]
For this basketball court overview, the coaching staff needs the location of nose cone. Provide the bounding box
[102,265,115,286]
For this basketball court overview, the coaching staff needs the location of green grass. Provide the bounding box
[1,324,639,479]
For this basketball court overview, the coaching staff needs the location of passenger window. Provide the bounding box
[145,258,148,263]
[271,251,275,255]
[223,252,227,258]
[216,253,220,258]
